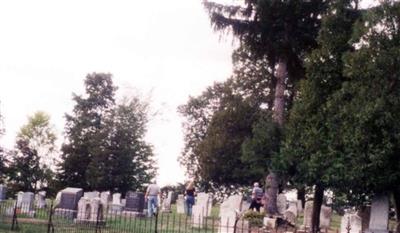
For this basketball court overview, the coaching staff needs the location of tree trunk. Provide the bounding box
[272,60,287,125]
[265,60,287,215]
[393,189,400,233]
[297,186,306,208]
[311,184,324,233]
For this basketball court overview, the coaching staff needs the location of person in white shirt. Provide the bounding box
[145,180,160,217]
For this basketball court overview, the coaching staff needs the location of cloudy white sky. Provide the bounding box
[0,0,377,187]
[0,0,236,186]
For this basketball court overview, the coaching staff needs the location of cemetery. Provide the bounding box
[0,0,400,233]
[0,185,398,233]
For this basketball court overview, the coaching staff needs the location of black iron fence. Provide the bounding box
[0,200,261,233]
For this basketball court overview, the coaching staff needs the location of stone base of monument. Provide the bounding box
[365,229,389,233]
[263,217,277,229]
[109,204,123,214]
[54,209,77,219]
[122,211,145,217]
[74,219,106,226]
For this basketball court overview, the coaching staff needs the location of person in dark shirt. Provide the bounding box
[185,181,195,216]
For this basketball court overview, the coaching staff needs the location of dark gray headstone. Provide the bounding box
[0,185,6,201]
[125,191,145,212]
[56,187,83,210]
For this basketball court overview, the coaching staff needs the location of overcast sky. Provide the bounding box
[0,0,377,187]
[0,0,236,186]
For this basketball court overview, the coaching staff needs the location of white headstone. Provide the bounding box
[297,200,303,214]
[176,194,185,214]
[264,217,277,229]
[319,205,332,229]
[17,192,35,215]
[218,195,243,233]
[341,213,362,233]
[192,193,211,227]
[84,191,100,199]
[277,193,287,215]
[76,197,104,223]
[110,193,123,214]
[284,201,298,225]
[161,191,173,213]
[303,201,313,228]
[366,194,389,233]
[100,191,110,212]
[36,191,46,208]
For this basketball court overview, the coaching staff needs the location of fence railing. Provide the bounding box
[0,200,261,233]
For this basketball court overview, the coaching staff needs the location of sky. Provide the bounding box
[0,0,235,186]
[0,0,378,187]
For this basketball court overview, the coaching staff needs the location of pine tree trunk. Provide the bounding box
[297,186,306,208]
[265,60,287,215]
[311,184,324,233]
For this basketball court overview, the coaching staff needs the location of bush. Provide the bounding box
[243,210,264,227]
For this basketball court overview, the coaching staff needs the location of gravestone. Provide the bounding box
[366,194,389,233]
[55,187,84,218]
[340,213,362,233]
[303,201,313,229]
[0,185,6,201]
[277,193,287,215]
[36,191,46,208]
[218,195,243,233]
[75,197,105,225]
[242,201,251,211]
[16,192,35,216]
[125,191,145,213]
[319,205,332,229]
[297,200,303,214]
[357,206,371,233]
[100,191,110,212]
[192,192,212,227]
[284,201,298,225]
[161,191,173,213]
[84,191,100,199]
[109,193,123,214]
[264,217,277,229]
[176,194,185,214]
[16,192,24,207]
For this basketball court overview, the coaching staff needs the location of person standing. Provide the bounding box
[185,181,196,216]
[145,180,160,217]
[249,182,263,212]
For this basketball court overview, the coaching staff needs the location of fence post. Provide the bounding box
[11,200,19,231]
[95,204,102,233]
[47,201,54,233]
[154,212,159,233]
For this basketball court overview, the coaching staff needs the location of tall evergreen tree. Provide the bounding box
[59,73,117,190]
[204,0,328,213]
[279,1,361,230]
[97,97,156,193]
[59,73,156,192]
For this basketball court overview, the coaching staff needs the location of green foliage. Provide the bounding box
[242,210,264,227]
[241,114,281,180]
[204,0,327,80]
[59,73,156,192]
[281,0,400,208]
[7,139,42,192]
[7,111,57,193]
[179,48,274,189]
